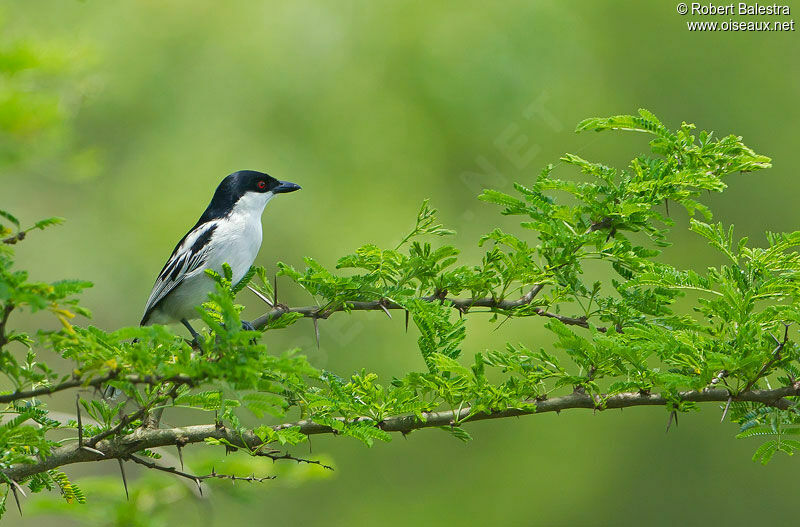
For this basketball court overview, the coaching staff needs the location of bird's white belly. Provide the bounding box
[151,216,262,323]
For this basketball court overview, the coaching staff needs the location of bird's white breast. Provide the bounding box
[205,191,272,284]
[148,191,274,324]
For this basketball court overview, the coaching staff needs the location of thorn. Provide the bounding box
[10,482,22,516]
[313,317,320,349]
[247,285,273,307]
[9,479,26,499]
[405,310,409,332]
[273,275,279,305]
[666,409,678,433]
[81,445,105,456]
[177,445,184,470]
[196,479,203,497]
[721,396,732,422]
[118,458,129,500]
[664,198,670,216]
[76,393,83,447]
[379,302,392,320]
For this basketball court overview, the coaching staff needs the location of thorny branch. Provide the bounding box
[3,383,799,483]
[127,455,276,493]
[253,449,334,471]
[2,280,793,489]
[250,283,598,331]
[0,373,195,404]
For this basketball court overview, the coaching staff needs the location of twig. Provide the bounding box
[140,383,182,431]
[742,323,790,393]
[86,406,149,448]
[127,455,276,487]
[0,303,14,348]
[254,450,333,471]
[73,397,106,455]
[0,373,194,405]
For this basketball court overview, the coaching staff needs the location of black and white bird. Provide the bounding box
[140,170,301,340]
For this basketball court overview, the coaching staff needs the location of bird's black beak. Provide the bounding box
[274,180,301,194]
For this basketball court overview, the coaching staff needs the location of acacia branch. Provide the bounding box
[0,284,583,407]
[126,455,276,488]
[250,283,596,330]
[0,374,194,404]
[4,384,797,483]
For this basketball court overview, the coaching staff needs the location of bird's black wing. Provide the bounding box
[141,221,219,324]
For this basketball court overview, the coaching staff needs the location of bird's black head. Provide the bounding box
[199,170,301,223]
[224,170,301,196]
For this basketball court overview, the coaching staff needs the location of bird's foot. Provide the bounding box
[241,320,258,345]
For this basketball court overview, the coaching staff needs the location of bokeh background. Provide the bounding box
[3,1,800,525]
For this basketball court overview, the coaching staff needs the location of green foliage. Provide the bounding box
[731,404,800,464]
[0,23,95,173]
[3,110,798,517]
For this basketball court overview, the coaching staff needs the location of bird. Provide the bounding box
[140,170,301,341]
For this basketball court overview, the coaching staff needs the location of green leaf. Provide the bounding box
[439,425,472,443]
[0,210,20,228]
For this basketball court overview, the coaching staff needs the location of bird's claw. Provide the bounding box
[241,320,258,344]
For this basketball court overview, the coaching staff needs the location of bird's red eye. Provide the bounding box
[257,180,266,189]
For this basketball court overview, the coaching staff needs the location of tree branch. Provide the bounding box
[249,283,586,329]
[0,374,195,404]
[126,455,276,487]
[4,384,797,482]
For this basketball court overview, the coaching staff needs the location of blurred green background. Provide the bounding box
[3,1,800,525]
